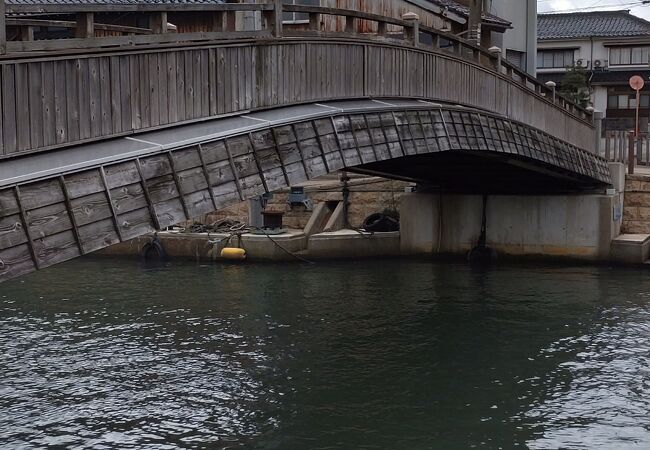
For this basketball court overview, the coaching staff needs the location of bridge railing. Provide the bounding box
[0,0,589,122]
[0,0,594,159]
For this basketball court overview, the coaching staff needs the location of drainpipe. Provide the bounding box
[526,0,537,77]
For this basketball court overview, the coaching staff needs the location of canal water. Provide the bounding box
[2,258,650,449]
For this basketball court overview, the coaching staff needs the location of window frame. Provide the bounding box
[536,49,576,69]
[609,45,650,66]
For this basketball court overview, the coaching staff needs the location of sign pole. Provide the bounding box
[629,75,645,171]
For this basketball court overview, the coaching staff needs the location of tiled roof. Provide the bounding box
[424,0,511,27]
[538,10,650,40]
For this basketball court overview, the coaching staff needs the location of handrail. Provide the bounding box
[0,0,591,122]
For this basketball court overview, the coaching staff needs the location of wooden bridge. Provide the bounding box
[0,1,611,281]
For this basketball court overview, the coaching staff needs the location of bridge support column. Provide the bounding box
[400,191,623,261]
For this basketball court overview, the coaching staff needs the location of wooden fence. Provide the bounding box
[605,131,650,169]
[0,1,595,159]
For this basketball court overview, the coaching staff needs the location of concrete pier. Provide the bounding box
[400,192,623,261]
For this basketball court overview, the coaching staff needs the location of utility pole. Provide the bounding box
[468,0,483,46]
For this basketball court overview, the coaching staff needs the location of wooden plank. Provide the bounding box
[223,139,244,200]
[77,58,91,140]
[149,52,160,127]
[117,207,155,240]
[201,49,210,117]
[99,56,112,136]
[59,176,84,255]
[27,62,43,150]
[208,49,217,116]
[18,179,65,211]
[109,182,147,215]
[135,158,162,230]
[197,143,219,210]
[25,202,72,238]
[0,244,36,282]
[1,65,17,154]
[110,56,122,133]
[139,53,151,128]
[99,166,124,241]
[167,51,178,124]
[65,59,80,143]
[14,64,31,150]
[13,186,39,270]
[129,54,141,131]
[77,218,120,253]
[167,152,190,220]
[176,49,186,121]
[88,57,101,138]
[184,50,194,119]
[70,191,113,227]
[158,52,168,126]
[63,169,105,199]
[119,55,132,132]
[41,62,56,147]
[104,161,140,189]
[32,229,80,269]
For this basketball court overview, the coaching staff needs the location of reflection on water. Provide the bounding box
[1,259,650,449]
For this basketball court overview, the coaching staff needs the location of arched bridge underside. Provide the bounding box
[0,99,610,282]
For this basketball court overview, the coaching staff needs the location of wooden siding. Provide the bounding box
[0,105,610,282]
[0,39,594,159]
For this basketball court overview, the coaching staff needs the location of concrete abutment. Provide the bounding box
[400,190,623,261]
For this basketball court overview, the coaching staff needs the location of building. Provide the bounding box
[537,10,650,135]
[483,0,537,75]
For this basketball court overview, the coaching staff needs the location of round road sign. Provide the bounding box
[629,75,645,91]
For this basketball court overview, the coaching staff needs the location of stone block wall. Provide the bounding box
[622,174,650,233]
[191,175,409,230]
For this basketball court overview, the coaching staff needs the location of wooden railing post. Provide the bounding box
[345,15,356,33]
[264,0,283,38]
[308,12,320,31]
[75,12,94,38]
[545,81,556,103]
[402,12,419,47]
[377,21,387,37]
[605,131,611,161]
[593,110,603,156]
[629,131,636,174]
[20,26,34,41]
[211,11,225,32]
[0,0,6,54]
[488,46,502,72]
[150,12,168,34]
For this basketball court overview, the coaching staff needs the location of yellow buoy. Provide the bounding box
[220,247,246,261]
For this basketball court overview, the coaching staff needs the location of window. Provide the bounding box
[537,49,575,69]
[607,93,650,109]
[609,46,650,66]
[507,49,526,71]
[282,0,320,23]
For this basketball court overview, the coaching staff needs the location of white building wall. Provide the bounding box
[487,0,537,75]
[537,38,610,74]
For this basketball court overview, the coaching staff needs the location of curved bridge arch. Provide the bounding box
[0,99,610,282]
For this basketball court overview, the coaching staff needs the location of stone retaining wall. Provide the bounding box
[623,174,650,233]
[195,176,409,230]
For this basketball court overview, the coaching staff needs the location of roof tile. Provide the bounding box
[538,10,650,40]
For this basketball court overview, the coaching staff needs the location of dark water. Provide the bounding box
[2,258,650,449]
